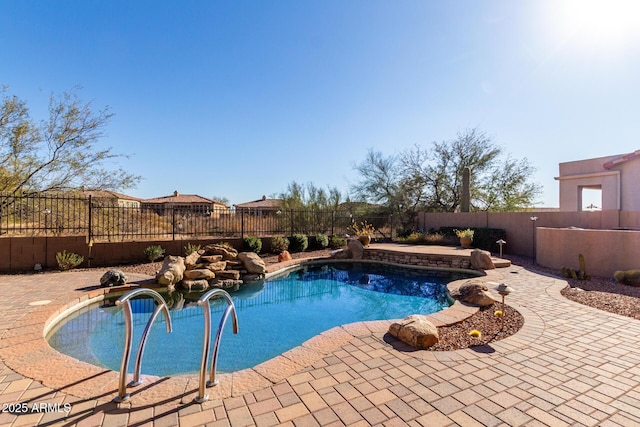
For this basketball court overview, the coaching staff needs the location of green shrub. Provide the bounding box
[184,243,201,256]
[270,236,290,254]
[243,236,262,253]
[314,233,329,249]
[289,234,308,252]
[56,250,84,271]
[438,227,506,252]
[144,245,165,262]
[614,270,640,286]
[329,235,347,249]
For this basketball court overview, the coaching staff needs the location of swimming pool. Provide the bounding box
[47,262,473,376]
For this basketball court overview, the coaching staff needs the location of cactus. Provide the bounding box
[560,254,590,281]
[614,270,640,286]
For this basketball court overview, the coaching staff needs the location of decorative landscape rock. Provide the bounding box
[100,269,127,287]
[184,250,203,269]
[453,282,495,307]
[183,268,216,280]
[180,279,209,292]
[216,270,241,280]
[347,238,365,260]
[200,255,223,263]
[202,244,238,260]
[238,252,267,274]
[204,261,227,272]
[330,248,352,260]
[156,256,186,286]
[470,249,495,270]
[278,250,292,262]
[388,315,439,349]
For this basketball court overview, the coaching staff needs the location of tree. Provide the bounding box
[0,87,140,198]
[278,181,343,211]
[351,129,541,226]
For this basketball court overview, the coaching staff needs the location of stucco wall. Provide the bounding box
[0,237,243,272]
[536,227,640,278]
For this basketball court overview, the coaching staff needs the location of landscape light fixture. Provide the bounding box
[496,239,506,258]
[494,283,514,330]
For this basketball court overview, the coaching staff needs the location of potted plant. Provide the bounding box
[350,221,375,246]
[455,228,474,248]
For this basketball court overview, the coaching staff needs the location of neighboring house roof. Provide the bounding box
[234,195,283,209]
[81,190,142,201]
[603,149,640,170]
[144,191,228,207]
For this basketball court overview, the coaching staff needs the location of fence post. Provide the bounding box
[389,214,393,241]
[331,211,335,236]
[290,210,294,236]
[88,195,93,243]
[172,205,176,241]
[241,209,245,239]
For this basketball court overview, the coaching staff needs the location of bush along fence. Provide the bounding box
[0,193,396,242]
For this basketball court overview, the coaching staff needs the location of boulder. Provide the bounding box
[205,261,227,272]
[470,249,495,270]
[347,238,365,260]
[453,282,495,307]
[100,269,127,287]
[180,279,209,292]
[278,250,292,262]
[330,249,352,259]
[225,260,244,269]
[209,279,243,290]
[203,244,238,260]
[200,255,223,263]
[184,251,202,269]
[216,270,241,280]
[183,268,216,280]
[156,256,186,286]
[238,252,267,274]
[388,315,439,349]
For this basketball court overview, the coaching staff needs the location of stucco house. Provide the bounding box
[234,195,283,217]
[555,149,640,212]
[143,191,229,217]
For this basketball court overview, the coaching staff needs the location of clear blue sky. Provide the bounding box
[2,0,639,208]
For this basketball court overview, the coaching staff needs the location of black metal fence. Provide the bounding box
[0,193,394,242]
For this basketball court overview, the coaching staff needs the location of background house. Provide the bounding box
[234,195,282,217]
[80,189,142,208]
[143,191,229,217]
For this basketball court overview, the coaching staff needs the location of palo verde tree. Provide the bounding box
[351,128,541,228]
[0,87,140,199]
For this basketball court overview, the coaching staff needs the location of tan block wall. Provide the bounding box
[536,227,640,278]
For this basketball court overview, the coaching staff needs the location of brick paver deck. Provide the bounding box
[1,245,639,426]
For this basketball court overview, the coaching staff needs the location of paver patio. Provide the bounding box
[1,246,640,426]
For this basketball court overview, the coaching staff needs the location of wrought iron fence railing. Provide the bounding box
[0,193,394,242]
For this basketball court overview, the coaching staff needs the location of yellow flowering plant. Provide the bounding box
[349,220,375,236]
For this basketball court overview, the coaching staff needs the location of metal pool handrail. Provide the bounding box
[195,289,239,403]
[114,288,173,402]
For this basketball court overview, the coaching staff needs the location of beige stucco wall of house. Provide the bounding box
[536,227,640,278]
[557,153,640,212]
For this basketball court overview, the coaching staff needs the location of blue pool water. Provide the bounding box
[47,263,472,376]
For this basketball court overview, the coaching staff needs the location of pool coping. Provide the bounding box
[0,255,517,407]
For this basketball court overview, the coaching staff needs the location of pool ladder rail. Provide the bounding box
[113,288,239,404]
[195,289,239,403]
[114,288,173,403]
